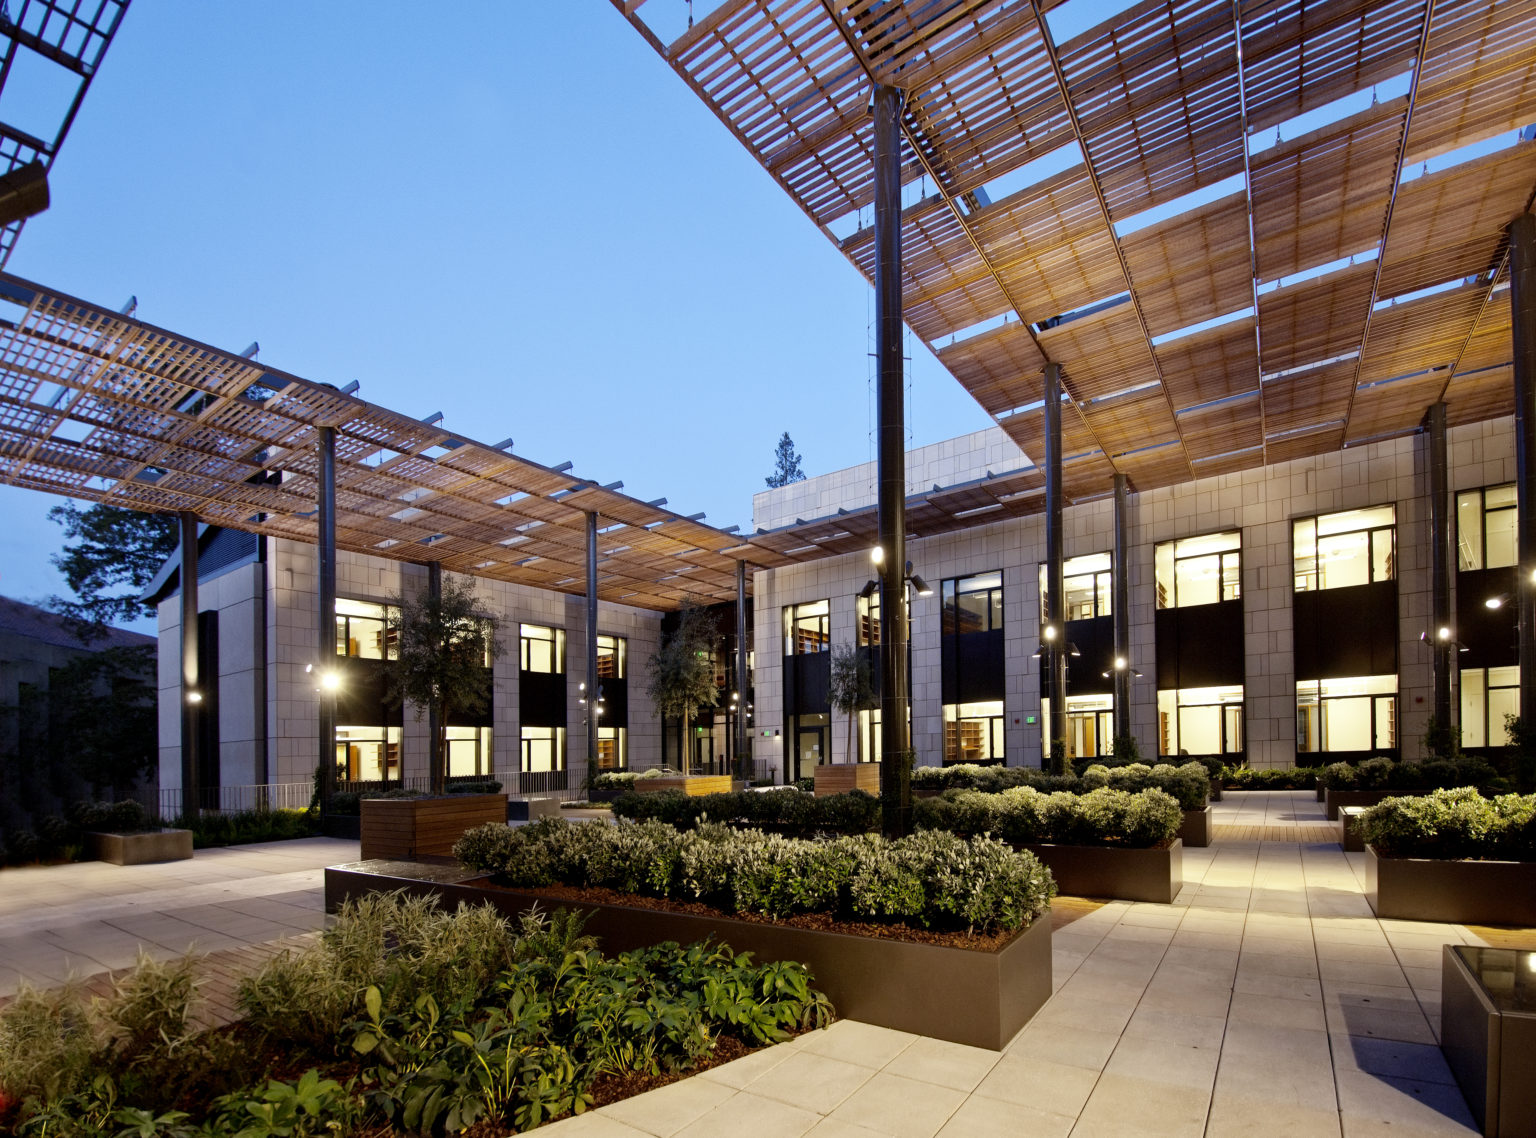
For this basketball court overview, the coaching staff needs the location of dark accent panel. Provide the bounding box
[1041,615,1115,696]
[1457,566,1518,669]
[336,658,401,726]
[784,653,831,715]
[602,677,629,726]
[1294,582,1397,679]
[942,628,1005,703]
[196,611,219,794]
[1155,601,1245,689]
[520,670,566,728]
[859,645,882,699]
[447,667,494,728]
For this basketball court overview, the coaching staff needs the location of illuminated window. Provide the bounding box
[1457,484,1516,571]
[1460,666,1518,748]
[334,725,401,782]
[1296,676,1396,752]
[1294,506,1395,592]
[942,571,1004,635]
[596,726,628,771]
[1039,553,1111,621]
[784,600,830,655]
[446,727,494,778]
[1156,686,1243,756]
[520,726,565,773]
[520,624,565,673]
[943,700,1004,763]
[1041,694,1113,760]
[335,598,398,659]
[1154,532,1240,609]
[596,635,626,680]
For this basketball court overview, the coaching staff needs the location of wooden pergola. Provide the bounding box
[617,0,1536,510]
[0,274,812,609]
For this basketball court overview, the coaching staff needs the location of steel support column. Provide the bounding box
[586,512,600,776]
[736,561,750,780]
[1514,214,1536,726]
[1112,473,1131,744]
[317,426,337,812]
[873,83,911,837]
[426,561,442,795]
[179,511,201,818]
[1428,403,1453,730]
[1045,362,1068,774]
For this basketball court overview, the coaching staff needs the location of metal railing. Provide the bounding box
[148,781,314,819]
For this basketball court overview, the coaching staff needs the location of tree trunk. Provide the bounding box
[683,709,692,774]
[432,697,448,796]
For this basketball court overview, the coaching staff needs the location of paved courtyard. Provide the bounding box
[0,796,1527,1136]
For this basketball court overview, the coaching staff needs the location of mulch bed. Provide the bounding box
[468,877,1020,952]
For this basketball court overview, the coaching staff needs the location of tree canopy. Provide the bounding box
[48,502,179,636]
[646,603,719,768]
[764,432,806,488]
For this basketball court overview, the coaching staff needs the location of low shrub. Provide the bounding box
[1358,788,1536,861]
[1221,765,1324,790]
[455,817,1055,935]
[169,808,319,848]
[68,800,156,834]
[910,760,1209,810]
[1318,755,1500,792]
[611,787,881,836]
[914,786,1182,848]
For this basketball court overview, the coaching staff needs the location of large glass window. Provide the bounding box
[1157,686,1243,756]
[447,727,494,778]
[596,635,625,679]
[596,725,628,771]
[1294,506,1396,592]
[1296,675,1396,753]
[1039,553,1111,621]
[943,700,1004,763]
[1155,533,1241,609]
[1041,694,1114,761]
[784,600,830,655]
[520,625,565,673]
[1457,484,1516,571]
[858,591,881,647]
[942,572,1003,635]
[520,726,566,773]
[1461,666,1518,748]
[336,598,398,659]
[335,724,401,781]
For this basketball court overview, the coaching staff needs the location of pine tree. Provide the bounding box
[765,432,806,488]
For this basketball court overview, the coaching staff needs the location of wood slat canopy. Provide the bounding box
[0,275,812,610]
[617,0,1536,526]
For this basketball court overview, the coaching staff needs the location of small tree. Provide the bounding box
[764,432,806,488]
[386,576,503,795]
[1504,713,1536,793]
[829,643,875,764]
[646,603,718,772]
[1421,715,1462,763]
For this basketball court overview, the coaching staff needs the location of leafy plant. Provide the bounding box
[645,603,719,773]
[1358,788,1536,860]
[828,643,875,765]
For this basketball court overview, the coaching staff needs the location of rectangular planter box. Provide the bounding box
[635,776,736,797]
[1324,788,1424,820]
[814,764,880,798]
[506,797,562,822]
[89,829,193,865]
[359,794,506,860]
[325,862,1052,1051]
[321,814,361,840]
[1023,839,1183,904]
[1364,845,1536,926]
[1178,807,1211,849]
[1441,944,1536,1137]
[1208,778,1222,803]
[1338,806,1365,853]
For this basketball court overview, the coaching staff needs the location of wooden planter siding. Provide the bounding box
[89,829,193,865]
[1178,808,1211,848]
[359,794,506,860]
[1364,845,1536,926]
[1023,839,1184,904]
[634,776,736,797]
[814,764,880,797]
[324,862,1053,1051]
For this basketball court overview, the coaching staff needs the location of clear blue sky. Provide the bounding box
[0,2,991,616]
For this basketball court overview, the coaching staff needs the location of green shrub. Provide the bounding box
[913,785,1182,848]
[170,808,319,848]
[1358,788,1536,860]
[910,760,1208,810]
[611,787,882,836]
[1221,765,1324,789]
[68,800,156,834]
[454,817,1054,935]
[1318,755,1500,792]
[0,983,99,1107]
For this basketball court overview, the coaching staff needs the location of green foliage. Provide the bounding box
[910,760,1210,810]
[454,816,1054,935]
[611,786,881,836]
[208,1069,361,1137]
[1422,715,1463,762]
[829,643,875,762]
[764,431,805,488]
[1358,788,1536,861]
[47,502,179,631]
[914,785,1183,848]
[645,603,719,734]
[1506,714,1536,794]
[1317,755,1499,792]
[1111,735,1141,763]
[385,576,504,795]
[0,983,99,1107]
[171,808,319,849]
[1220,765,1324,790]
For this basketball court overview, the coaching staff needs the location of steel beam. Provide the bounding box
[1428,403,1452,731]
[586,511,600,775]
[874,83,911,837]
[179,510,200,818]
[1113,473,1131,744]
[736,560,750,779]
[426,560,442,795]
[1045,362,1067,774]
[318,426,337,809]
[1512,214,1536,725]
